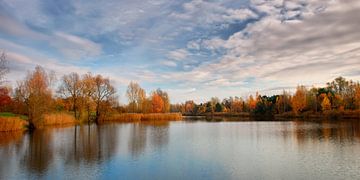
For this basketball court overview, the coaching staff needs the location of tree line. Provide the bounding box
[0,51,360,123]
[0,52,172,126]
[172,77,360,116]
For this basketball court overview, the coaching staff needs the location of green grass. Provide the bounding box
[0,112,28,120]
[0,112,16,117]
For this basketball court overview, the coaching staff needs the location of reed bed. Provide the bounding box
[104,113,182,122]
[0,117,28,132]
[104,113,142,122]
[34,113,77,128]
[140,113,182,121]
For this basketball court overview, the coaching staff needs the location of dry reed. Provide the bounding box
[0,117,28,132]
[103,113,182,122]
[34,113,77,128]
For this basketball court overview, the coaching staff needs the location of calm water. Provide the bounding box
[1,120,360,179]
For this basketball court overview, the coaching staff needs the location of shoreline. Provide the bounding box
[183,110,360,121]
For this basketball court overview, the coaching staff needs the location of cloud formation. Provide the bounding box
[0,0,359,103]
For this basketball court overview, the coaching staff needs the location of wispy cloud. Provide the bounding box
[0,0,359,103]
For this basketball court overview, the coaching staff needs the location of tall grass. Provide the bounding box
[33,112,77,128]
[103,113,182,122]
[104,113,142,122]
[141,113,182,121]
[0,117,28,132]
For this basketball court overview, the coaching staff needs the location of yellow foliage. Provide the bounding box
[321,96,331,111]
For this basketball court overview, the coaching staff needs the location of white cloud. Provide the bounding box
[161,60,177,67]
[167,49,189,61]
[53,32,102,59]
[186,0,360,90]
[0,13,102,60]
[171,0,257,26]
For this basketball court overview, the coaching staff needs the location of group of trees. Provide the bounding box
[175,77,360,116]
[125,82,170,113]
[0,51,360,121]
[9,66,116,124]
[0,52,173,125]
[58,72,116,122]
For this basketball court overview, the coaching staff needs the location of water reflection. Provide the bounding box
[291,120,360,146]
[0,121,170,179]
[0,120,360,179]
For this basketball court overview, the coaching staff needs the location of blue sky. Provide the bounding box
[0,0,360,103]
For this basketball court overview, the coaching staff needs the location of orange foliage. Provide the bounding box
[152,94,164,113]
[0,87,12,111]
[248,95,257,110]
[291,86,307,114]
[355,85,360,109]
[321,96,331,111]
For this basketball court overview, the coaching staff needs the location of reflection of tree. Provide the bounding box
[128,123,147,158]
[148,121,169,151]
[293,120,360,147]
[128,121,170,159]
[0,131,26,178]
[0,122,171,178]
[24,129,53,173]
[0,131,24,146]
[65,123,119,164]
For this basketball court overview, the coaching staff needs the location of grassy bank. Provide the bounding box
[0,116,28,132]
[33,112,77,128]
[103,113,182,122]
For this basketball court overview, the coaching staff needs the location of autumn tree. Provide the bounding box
[91,75,116,123]
[58,72,83,119]
[321,95,331,111]
[0,87,12,111]
[306,87,319,112]
[355,84,360,110]
[248,95,257,111]
[275,90,292,113]
[15,66,53,127]
[152,93,164,113]
[184,100,195,114]
[292,86,307,114]
[231,97,244,113]
[81,73,96,121]
[326,77,357,110]
[126,82,146,113]
[154,89,170,113]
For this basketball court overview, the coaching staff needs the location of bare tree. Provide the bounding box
[58,72,83,119]
[81,72,96,122]
[126,82,145,113]
[91,75,116,123]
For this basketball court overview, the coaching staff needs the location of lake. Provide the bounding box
[0,119,360,179]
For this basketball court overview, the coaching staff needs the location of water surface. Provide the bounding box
[1,120,360,179]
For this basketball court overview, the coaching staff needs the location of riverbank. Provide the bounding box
[102,113,182,122]
[183,110,360,121]
[0,113,28,132]
[0,116,28,132]
[0,112,77,131]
